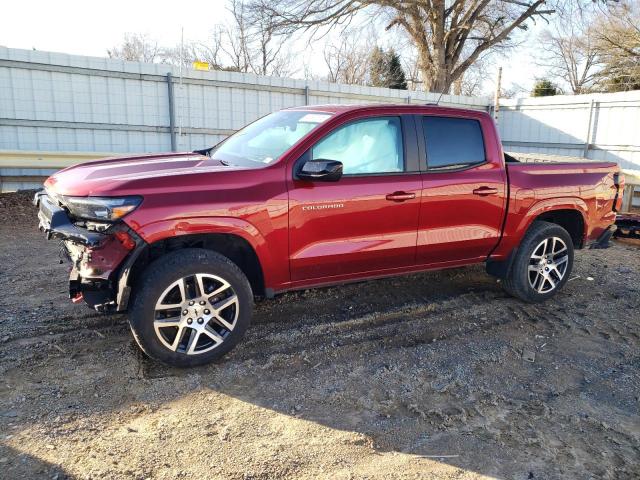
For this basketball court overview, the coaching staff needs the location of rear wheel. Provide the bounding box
[503,221,574,303]
[129,249,252,367]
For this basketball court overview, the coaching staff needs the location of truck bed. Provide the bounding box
[490,154,621,260]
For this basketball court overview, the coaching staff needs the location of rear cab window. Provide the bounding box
[421,116,486,171]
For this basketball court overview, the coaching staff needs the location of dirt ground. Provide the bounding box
[0,191,638,480]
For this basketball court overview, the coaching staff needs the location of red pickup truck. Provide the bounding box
[35,104,623,366]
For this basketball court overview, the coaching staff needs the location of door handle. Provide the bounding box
[472,186,499,196]
[386,191,416,202]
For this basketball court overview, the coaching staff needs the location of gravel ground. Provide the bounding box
[0,191,639,480]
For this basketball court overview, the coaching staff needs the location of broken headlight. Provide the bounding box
[61,196,142,222]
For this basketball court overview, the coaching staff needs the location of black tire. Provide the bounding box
[503,221,574,303]
[129,248,253,367]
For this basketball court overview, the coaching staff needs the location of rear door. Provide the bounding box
[287,114,422,281]
[416,113,507,265]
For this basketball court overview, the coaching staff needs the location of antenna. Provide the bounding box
[434,85,447,106]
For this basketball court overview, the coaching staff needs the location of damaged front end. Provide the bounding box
[34,190,145,313]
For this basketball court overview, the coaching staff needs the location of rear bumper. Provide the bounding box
[34,191,144,312]
[589,224,617,249]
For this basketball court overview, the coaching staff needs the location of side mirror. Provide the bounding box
[297,159,343,182]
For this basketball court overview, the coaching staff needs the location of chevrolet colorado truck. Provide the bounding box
[35,104,623,367]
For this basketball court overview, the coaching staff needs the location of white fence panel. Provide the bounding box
[0,46,490,157]
[2,46,640,192]
[498,91,640,174]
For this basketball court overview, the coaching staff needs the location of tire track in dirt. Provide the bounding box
[3,284,590,374]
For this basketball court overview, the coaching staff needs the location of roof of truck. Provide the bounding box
[287,103,486,116]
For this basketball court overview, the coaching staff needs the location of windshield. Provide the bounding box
[210,110,333,166]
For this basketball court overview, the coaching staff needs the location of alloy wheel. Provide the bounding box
[153,273,239,355]
[528,237,569,294]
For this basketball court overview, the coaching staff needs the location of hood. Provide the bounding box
[44,151,251,196]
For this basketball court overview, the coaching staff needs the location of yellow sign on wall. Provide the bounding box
[193,61,210,71]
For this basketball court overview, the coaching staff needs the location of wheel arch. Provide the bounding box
[487,200,586,279]
[533,208,585,248]
[516,198,588,249]
[118,218,278,309]
[134,232,266,296]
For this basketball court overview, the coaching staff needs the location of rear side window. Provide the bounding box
[422,116,486,170]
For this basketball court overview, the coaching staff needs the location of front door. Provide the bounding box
[288,115,422,281]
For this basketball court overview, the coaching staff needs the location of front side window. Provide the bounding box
[422,116,486,170]
[312,117,404,175]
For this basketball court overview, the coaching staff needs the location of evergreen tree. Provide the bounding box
[368,47,408,90]
[531,79,559,97]
[387,49,408,90]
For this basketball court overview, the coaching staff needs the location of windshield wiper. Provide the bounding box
[218,159,233,166]
[193,146,214,157]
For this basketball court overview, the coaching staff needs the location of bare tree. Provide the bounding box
[452,60,487,96]
[249,7,290,75]
[160,42,212,69]
[323,29,374,85]
[592,1,640,92]
[220,0,294,76]
[194,27,226,68]
[401,50,422,90]
[594,2,640,59]
[108,33,161,63]
[536,12,600,94]
[221,0,253,72]
[301,61,321,80]
[500,82,528,98]
[246,0,556,93]
[105,5,294,77]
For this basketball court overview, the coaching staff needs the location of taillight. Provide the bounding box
[114,231,136,250]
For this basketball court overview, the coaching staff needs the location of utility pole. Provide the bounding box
[493,67,502,123]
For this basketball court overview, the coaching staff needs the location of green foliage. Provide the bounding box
[369,47,408,90]
[531,79,559,97]
[387,50,408,90]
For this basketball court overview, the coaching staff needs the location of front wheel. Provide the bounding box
[129,249,253,367]
[503,221,574,303]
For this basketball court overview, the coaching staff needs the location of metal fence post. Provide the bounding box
[493,67,502,123]
[304,86,309,105]
[166,72,177,152]
[621,184,635,213]
[583,98,595,159]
